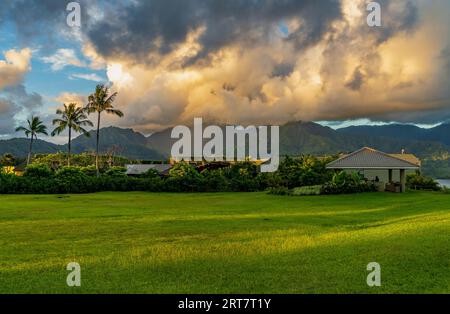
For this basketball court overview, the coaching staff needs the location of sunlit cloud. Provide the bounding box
[41,48,86,71]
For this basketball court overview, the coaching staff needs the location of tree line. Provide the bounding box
[15,85,123,176]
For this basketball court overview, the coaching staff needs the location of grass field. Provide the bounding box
[0,191,449,294]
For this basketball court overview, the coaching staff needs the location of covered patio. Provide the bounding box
[326,147,421,193]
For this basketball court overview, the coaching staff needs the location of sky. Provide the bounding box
[0,0,449,142]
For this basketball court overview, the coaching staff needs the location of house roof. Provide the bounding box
[388,154,421,166]
[125,164,172,175]
[326,147,420,170]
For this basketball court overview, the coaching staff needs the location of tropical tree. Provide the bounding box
[85,85,123,176]
[0,153,16,167]
[51,103,93,166]
[15,116,48,165]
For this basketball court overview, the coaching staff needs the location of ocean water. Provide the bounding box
[436,179,450,188]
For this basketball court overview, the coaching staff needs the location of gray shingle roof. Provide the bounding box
[326,147,420,169]
[126,164,172,175]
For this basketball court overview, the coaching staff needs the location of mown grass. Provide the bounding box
[0,191,449,293]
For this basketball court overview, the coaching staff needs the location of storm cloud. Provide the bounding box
[85,0,342,65]
[1,0,449,132]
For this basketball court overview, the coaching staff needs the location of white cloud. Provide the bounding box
[69,73,104,82]
[41,48,86,71]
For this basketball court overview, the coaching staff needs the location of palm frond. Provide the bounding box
[105,108,124,117]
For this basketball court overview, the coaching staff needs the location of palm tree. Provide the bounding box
[15,116,48,165]
[85,85,124,176]
[51,103,93,166]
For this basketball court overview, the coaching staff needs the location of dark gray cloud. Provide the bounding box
[271,63,295,78]
[2,84,43,110]
[371,105,450,125]
[86,0,342,65]
[0,84,44,134]
[441,46,450,74]
[345,66,365,91]
[0,0,92,50]
[368,0,419,44]
[0,98,19,134]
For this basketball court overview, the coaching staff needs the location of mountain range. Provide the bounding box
[1,121,449,160]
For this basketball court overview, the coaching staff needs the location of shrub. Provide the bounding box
[80,165,97,176]
[166,163,203,192]
[267,186,290,195]
[104,166,127,177]
[291,185,322,196]
[23,163,53,178]
[441,186,450,194]
[0,153,17,167]
[55,167,92,193]
[201,169,230,192]
[277,156,333,188]
[407,173,440,191]
[321,171,376,195]
[141,168,160,179]
[138,177,164,192]
[223,162,260,192]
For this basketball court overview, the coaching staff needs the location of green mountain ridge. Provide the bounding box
[2,122,449,161]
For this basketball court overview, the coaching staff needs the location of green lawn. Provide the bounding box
[0,191,449,294]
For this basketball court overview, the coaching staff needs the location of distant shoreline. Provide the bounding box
[436,179,450,188]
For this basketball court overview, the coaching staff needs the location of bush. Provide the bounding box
[166,163,203,192]
[201,169,230,192]
[277,156,333,188]
[0,155,373,195]
[23,164,53,178]
[139,177,164,192]
[441,186,450,194]
[141,168,160,179]
[104,166,127,177]
[407,173,440,191]
[80,165,97,176]
[321,171,376,195]
[55,167,92,193]
[267,186,290,195]
[291,185,322,196]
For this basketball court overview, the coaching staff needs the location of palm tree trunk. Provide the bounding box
[95,112,101,177]
[68,126,72,166]
[27,136,34,165]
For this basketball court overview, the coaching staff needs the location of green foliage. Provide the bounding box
[0,155,376,195]
[321,171,376,195]
[24,163,53,178]
[32,152,133,170]
[441,186,450,194]
[201,169,230,192]
[169,162,200,179]
[55,167,92,193]
[291,185,322,196]
[422,158,450,179]
[0,153,17,166]
[141,168,160,178]
[80,165,97,176]
[267,186,290,195]
[166,162,203,192]
[407,173,440,191]
[277,155,333,188]
[224,162,260,192]
[15,116,48,138]
[104,166,127,177]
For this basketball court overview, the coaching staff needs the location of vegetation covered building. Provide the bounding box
[326,147,421,192]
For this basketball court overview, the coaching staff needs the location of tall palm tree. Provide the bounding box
[51,103,93,166]
[85,85,124,176]
[15,116,48,165]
